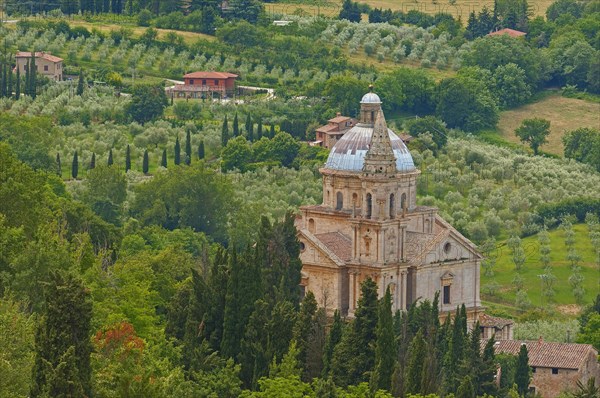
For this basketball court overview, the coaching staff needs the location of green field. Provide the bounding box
[497,92,600,156]
[482,224,600,317]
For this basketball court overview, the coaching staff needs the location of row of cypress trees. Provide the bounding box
[64,135,206,179]
[222,113,275,147]
[0,52,38,99]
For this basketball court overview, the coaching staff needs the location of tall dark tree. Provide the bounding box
[292,291,318,380]
[404,329,427,394]
[256,117,263,140]
[239,299,270,389]
[479,337,499,396]
[29,53,36,99]
[15,67,20,100]
[322,309,343,378]
[76,69,85,96]
[126,84,168,123]
[1,63,7,98]
[185,130,192,165]
[198,140,205,160]
[222,115,230,147]
[7,61,13,97]
[24,60,30,97]
[174,136,181,165]
[371,287,396,392]
[245,114,253,142]
[30,272,93,398]
[71,151,78,179]
[331,278,378,387]
[56,153,62,176]
[515,343,531,396]
[269,124,276,139]
[125,144,131,172]
[89,152,96,170]
[232,113,239,137]
[107,149,114,166]
[142,149,149,174]
[339,0,361,22]
[161,148,167,168]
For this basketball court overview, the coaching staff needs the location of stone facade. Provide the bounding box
[296,90,484,322]
[15,51,63,81]
[315,114,357,149]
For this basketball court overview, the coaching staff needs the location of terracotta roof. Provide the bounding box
[479,313,514,328]
[16,51,63,63]
[316,124,339,133]
[328,116,351,123]
[488,28,526,37]
[492,340,597,370]
[183,71,238,79]
[314,232,352,261]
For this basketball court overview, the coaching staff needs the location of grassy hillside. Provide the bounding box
[482,224,600,317]
[497,92,600,156]
[266,0,555,19]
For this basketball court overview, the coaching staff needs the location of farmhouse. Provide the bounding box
[315,113,357,149]
[493,339,600,398]
[15,51,63,81]
[295,88,485,323]
[169,71,238,100]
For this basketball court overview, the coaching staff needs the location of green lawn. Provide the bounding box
[482,224,600,317]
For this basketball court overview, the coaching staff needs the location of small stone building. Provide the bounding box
[493,339,600,398]
[315,114,357,149]
[479,313,514,341]
[15,51,63,81]
[296,89,484,322]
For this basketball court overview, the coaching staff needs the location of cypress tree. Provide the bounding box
[515,343,531,396]
[292,291,318,379]
[142,149,149,174]
[56,153,62,177]
[29,53,36,99]
[125,144,131,172]
[404,329,426,394]
[221,115,229,147]
[269,124,276,139]
[8,64,13,98]
[322,309,342,378]
[245,114,253,141]
[89,152,95,170]
[456,375,476,398]
[256,118,263,140]
[174,136,181,165]
[15,67,20,99]
[232,113,239,136]
[24,60,29,96]
[479,337,499,396]
[107,149,113,166]
[304,308,327,381]
[161,148,167,168]
[371,287,396,392]
[331,278,378,387]
[30,272,93,398]
[198,140,205,160]
[76,69,84,96]
[239,299,270,389]
[185,130,192,165]
[71,151,78,179]
[1,63,7,98]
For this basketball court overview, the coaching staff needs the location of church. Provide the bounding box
[295,89,484,321]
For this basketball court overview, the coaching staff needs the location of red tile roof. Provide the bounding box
[315,232,352,261]
[16,51,63,63]
[492,340,596,370]
[328,116,351,123]
[183,71,238,79]
[479,313,514,328]
[488,28,526,37]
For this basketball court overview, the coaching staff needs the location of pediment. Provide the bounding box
[298,229,347,268]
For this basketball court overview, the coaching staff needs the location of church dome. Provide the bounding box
[360,92,381,104]
[324,125,415,172]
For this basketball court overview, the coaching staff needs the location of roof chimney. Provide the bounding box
[336,112,341,117]
[538,336,543,344]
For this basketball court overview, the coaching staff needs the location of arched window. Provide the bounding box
[371,111,375,122]
[336,192,343,210]
[366,193,372,219]
[308,218,315,233]
[401,193,407,212]
[389,193,395,219]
